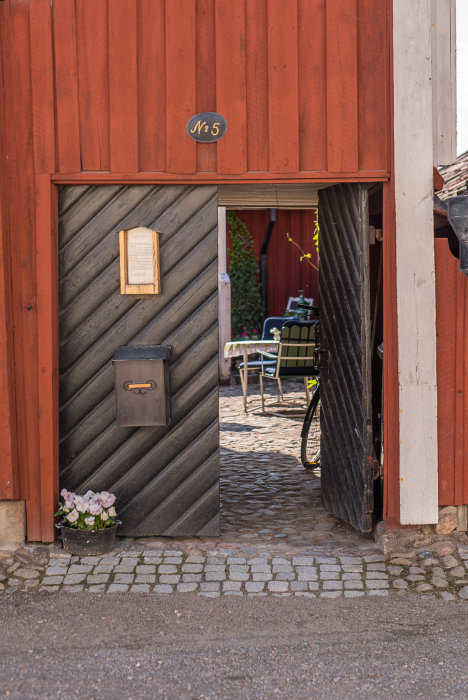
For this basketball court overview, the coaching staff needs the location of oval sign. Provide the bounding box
[186,112,228,143]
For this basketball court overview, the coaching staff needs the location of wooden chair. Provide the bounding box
[258,320,319,411]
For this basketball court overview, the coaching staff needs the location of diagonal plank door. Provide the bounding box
[58,185,219,536]
[318,183,374,532]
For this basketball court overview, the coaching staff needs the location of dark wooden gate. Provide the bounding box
[318,183,374,532]
[58,185,219,536]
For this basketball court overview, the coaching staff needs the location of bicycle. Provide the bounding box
[296,303,321,470]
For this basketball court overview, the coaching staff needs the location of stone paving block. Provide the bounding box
[45,566,68,576]
[120,559,139,568]
[114,574,134,584]
[442,555,459,568]
[177,583,198,593]
[367,563,387,571]
[388,566,403,575]
[245,581,265,593]
[63,574,86,584]
[449,566,465,578]
[275,572,295,581]
[416,583,433,592]
[366,580,389,589]
[406,575,425,582]
[432,578,449,588]
[24,579,40,588]
[199,592,220,598]
[205,565,226,573]
[40,585,59,592]
[286,580,305,591]
[153,584,173,595]
[392,579,408,589]
[315,557,337,565]
[185,556,205,563]
[93,564,114,574]
[181,564,203,573]
[163,557,182,565]
[252,572,272,582]
[135,575,156,584]
[88,584,106,593]
[229,565,249,574]
[408,566,425,575]
[107,583,129,593]
[97,557,120,566]
[156,564,177,574]
[272,565,293,573]
[130,584,150,593]
[226,557,246,565]
[342,565,363,573]
[272,558,291,565]
[323,580,343,590]
[68,565,93,574]
[268,581,288,592]
[42,576,64,586]
[87,574,109,585]
[63,584,84,592]
[344,580,363,590]
[248,557,269,565]
[366,572,388,580]
[136,565,156,574]
[339,557,362,565]
[459,586,468,599]
[318,571,339,581]
[163,550,183,557]
[183,574,202,583]
[369,590,389,596]
[159,575,180,584]
[206,557,226,565]
[81,556,101,565]
[200,582,220,592]
[143,558,162,565]
[342,573,361,581]
[250,565,271,573]
[292,556,315,566]
[223,581,242,591]
[229,572,249,582]
[319,564,340,572]
[364,555,386,562]
[440,591,456,601]
[6,578,21,586]
[205,572,225,581]
[308,582,319,591]
[114,565,135,573]
[344,590,364,597]
[320,591,342,598]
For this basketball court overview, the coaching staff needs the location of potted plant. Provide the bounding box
[55,489,120,556]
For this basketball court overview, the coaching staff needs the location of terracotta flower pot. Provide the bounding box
[60,524,117,556]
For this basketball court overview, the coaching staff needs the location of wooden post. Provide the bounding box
[218,206,231,384]
[393,0,439,524]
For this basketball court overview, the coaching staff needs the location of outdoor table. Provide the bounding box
[224,339,279,412]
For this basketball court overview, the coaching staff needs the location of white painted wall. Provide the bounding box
[218,206,231,383]
[393,0,439,524]
[431,0,457,165]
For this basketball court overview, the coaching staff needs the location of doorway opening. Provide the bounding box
[218,183,384,549]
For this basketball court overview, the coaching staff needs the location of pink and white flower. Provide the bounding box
[66,509,79,523]
[101,510,109,521]
[88,501,103,516]
[108,506,117,518]
[84,516,95,527]
[100,492,116,507]
[74,496,88,513]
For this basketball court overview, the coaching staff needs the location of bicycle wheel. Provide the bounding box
[300,384,320,469]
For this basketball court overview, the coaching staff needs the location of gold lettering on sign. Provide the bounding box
[189,120,207,136]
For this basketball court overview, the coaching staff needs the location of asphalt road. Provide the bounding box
[0,593,467,699]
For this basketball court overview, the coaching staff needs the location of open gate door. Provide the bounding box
[318,183,374,533]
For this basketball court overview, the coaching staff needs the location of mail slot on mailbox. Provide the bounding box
[113,345,171,427]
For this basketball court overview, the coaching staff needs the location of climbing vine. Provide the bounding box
[227,212,264,339]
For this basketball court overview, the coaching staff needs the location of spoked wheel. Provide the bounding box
[301,384,321,469]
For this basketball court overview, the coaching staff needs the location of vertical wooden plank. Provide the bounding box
[434,239,457,504]
[76,0,110,171]
[195,0,216,173]
[215,0,247,175]
[52,0,81,173]
[138,0,165,172]
[357,0,387,171]
[166,0,196,174]
[109,0,138,172]
[464,285,468,505]
[454,272,466,504]
[298,0,326,171]
[8,0,42,540]
[326,0,358,172]
[431,0,457,166]
[36,176,59,542]
[0,5,19,500]
[30,0,55,175]
[245,0,269,172]
[268,0,299,173]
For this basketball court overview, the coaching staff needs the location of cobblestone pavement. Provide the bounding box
[1,380,467,600]
[1,544,468,600]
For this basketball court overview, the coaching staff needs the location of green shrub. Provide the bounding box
[227,212,264,339]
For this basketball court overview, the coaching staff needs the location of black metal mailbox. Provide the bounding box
[113,345,171,426]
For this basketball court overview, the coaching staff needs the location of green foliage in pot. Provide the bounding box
[227,212,264,339]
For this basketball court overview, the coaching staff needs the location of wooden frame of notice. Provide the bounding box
[119,227,161,295]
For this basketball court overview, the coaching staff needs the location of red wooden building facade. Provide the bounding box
[0,0,462,543]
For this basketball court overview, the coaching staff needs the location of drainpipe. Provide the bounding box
[447,194,468,276]
[260,208,277,318]
[218,207,231,384]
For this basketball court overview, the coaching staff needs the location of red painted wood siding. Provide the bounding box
[230,210,319,319]
[435,239,468,505]
[0,0,392,540]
